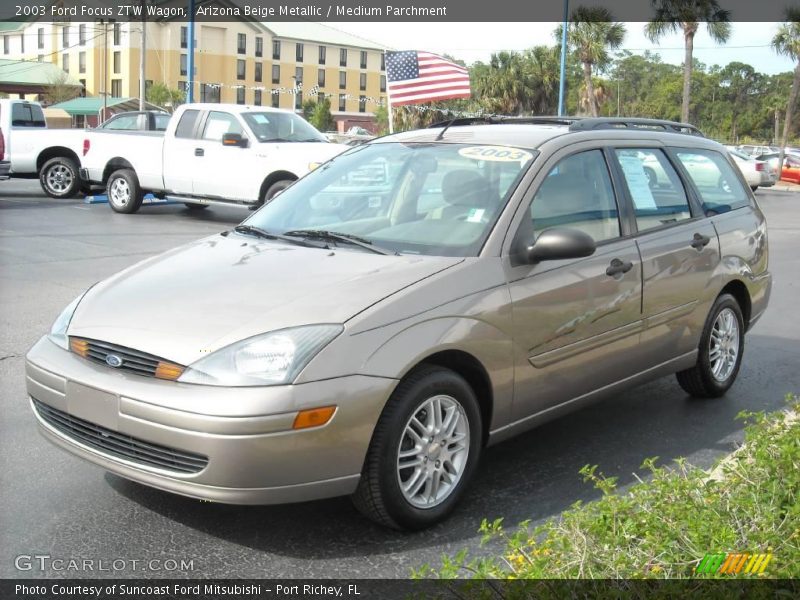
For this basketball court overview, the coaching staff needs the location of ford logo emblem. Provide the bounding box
[105,354,123,368]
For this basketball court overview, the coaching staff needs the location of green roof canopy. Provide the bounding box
[0,58,80,87]
[51,96,162,116]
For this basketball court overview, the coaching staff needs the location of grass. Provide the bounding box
[414,394,799,582]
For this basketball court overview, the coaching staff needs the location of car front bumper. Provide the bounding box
[26,336,396,504]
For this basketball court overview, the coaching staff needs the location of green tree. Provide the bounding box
[301,98,316,120]
[44,71,81,106]
[146,82,184,112]
[719,62,760,142]
[772,7,800,172]
[309,96,335,131]
[373,104,389,135]
[559,7,626,117]
[646,0,731,124]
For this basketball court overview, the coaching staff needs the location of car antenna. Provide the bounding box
[434,118,458,141]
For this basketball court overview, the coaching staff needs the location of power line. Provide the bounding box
[0,27,109,78]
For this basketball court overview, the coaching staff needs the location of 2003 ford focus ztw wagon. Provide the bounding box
[26,117,771,530]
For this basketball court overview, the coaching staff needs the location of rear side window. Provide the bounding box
[614,149,692,232]
[11,103,46,127]
[154,114,170,131]
[674,149,750,214]
[101,114,141,130]
[175,109,200,139]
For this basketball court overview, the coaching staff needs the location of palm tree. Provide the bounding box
[646,0,731,124]
[772,8,800,175]
[559,7,626,117]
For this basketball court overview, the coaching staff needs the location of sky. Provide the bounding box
[331,22,794,75]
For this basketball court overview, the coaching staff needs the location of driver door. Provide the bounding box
[191,110,253,200]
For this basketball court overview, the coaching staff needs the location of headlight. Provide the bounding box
[47,293,85,350]
[178,325,343,387]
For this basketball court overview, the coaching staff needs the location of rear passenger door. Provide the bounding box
[506,148,644,421]
[163,108,202,195]
[611,147,720,361]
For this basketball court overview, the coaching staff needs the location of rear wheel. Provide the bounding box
[676,293,745,398]
[262,179,294,204]
[40,156,81,199]
[352,365,482,530]
[107,169,144,214]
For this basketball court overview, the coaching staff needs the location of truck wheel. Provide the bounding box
[107,169,144,214]
[40,156,81,199]
[262,179,294,203]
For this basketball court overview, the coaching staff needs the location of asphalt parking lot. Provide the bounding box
[1,180,799,579]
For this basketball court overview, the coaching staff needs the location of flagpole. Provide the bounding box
[384,50,394,134]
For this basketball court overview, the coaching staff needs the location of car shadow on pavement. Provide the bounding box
[106,332,797,560]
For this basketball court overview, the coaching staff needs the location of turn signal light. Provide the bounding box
[155,361,185,381]
[69,338,89,357]
[293,406,336,430]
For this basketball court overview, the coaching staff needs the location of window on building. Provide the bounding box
[339,71,346,89]
[37,28,44,49]
[75,115,85,128]
[254,89,262,106]
[359,95,366,112]
[111,79,122,97]
[113,22,121,46]
[79,52,86,73]
[271,90,279,108]
[255,62,262,82]
[295,91,302,110]
[180,26,187,49]
[180,54,187,76]
[62,53,69,73]
[236,87,245,104]
[296,43,303,62]
[272,40,280,60]
[339,48,347,67]
[271,64,280,84]
[255,37,263,57]
[318,92,325,103]
[62,26,69,49]
[200,84,220,103]
[338,94,346,112]
[237,59,246,80]
[359,73,366,91]
[113,51,120,74]
[79,24,86,46]
[79,79,86,97]
[37,54,43,62]
[295,66,302,83]
[237,33,246,55]
[317,68,325,87]
[318,45,326,65]
[360,51,367,69]
[380,75,386,92]
[177,80,187,94]
[381,53,385,71]
[3,36,9,55]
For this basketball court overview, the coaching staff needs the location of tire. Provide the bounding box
[40,156,81,199]
[352,365,482,530]
[750,185,759,192]
[262,179,294,203]
[676,293,745,398]
[106,169,144,214]
[184,203,209,210]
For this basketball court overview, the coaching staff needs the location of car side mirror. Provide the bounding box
[222,133,248,148]
[526,228,596,264]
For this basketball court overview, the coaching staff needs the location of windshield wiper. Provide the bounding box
[232,225,318,248]
[281,229,398,255]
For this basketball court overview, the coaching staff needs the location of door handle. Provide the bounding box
[690,233,711,250]
[606,258,633,277]
[194,148,204,157]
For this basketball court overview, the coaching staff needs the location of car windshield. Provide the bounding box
[243,142,536,257]
[241,111,327,143]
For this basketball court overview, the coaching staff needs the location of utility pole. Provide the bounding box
[616,78,620,116]
[187,0,195,103]
[139,0,146,110]
[101,19,108,121]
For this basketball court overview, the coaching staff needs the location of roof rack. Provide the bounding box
[428,115,582,129]
[568,118,704,137]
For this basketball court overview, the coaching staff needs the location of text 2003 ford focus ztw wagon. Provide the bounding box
[26,118,771,530]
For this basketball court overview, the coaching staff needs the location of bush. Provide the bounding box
[415,395,799,580]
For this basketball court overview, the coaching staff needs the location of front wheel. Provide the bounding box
[40,156,81,199]
[107,169,144,214]
[352,365,482,530]
[676,293,745,398]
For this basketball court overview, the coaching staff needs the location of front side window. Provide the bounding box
[614,148,692,231]
[244,142,536,257]
[201,111,243,141]
[241,111,326,143]
[530,150,620,243]
[674,149,750,214]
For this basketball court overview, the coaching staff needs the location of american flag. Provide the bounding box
[385,51,471,105]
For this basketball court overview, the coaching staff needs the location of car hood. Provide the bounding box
[68,233,463,366]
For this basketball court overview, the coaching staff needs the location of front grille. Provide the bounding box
[33,399,208,474]
[70,337,184,380]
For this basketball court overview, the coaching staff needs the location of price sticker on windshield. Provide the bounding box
[458,146,533,163]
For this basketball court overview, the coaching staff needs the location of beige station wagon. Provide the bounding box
[26,117,771,530]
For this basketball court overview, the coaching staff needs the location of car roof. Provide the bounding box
[180,103,294,115]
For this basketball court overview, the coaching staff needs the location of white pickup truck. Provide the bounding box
[80,103,348,214]
[0,98,89,198]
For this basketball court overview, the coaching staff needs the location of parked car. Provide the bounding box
[0,127,9,180]
[736,144,776,158]
[95,110,171,132]
[0,99,90,198]
[756,152,800,184]
[26,117,771,530]
[728,149,772,191]
[80,103,348,213]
